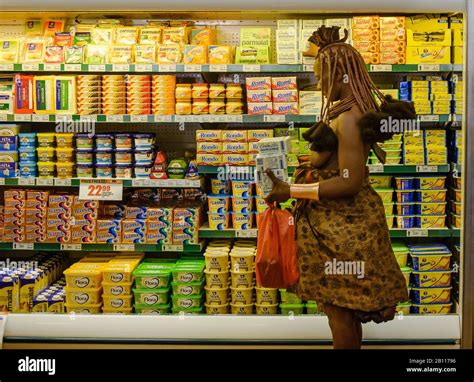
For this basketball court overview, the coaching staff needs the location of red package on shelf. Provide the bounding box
[13,74,34,114]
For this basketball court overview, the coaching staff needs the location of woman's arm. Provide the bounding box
[310,150,333,168]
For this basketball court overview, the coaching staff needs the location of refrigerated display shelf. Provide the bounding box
[0,177,203,188]
[0,63,461,73]
[0,241,205,252]
[450,163,462,173]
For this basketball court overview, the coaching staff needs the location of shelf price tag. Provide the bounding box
[18,177,35,186]
[370,64,392,72]
[44,63,61,71]
[22,63,39,71]
[13,243,34,250]
[0,178,5,185]
[61,244,82,251]
[303,64,313,72]
[32,114,50,122]
[264,115,285,122]
[114,244,135,251]
[135,64,152,72]
[106,115,124,122]
[418,64,440,72]
[407,229,429,237]
[416,165,438,173]
[56,115,73,122]
[132,179,150,187]
[242,64,260,72]
[0,63,14,71]
[36,178,54,186]
[80,115,97,122]
[184,64,202,72]
[154,115,173,122]
[0,115,7,122]
[64,64,82,72]
[419,115,439,122]
[55,178,72,186]
[209,64,227,72]
[368,164,384,173]
[14,114,31,122]
[79,179,123,201]
[159,64,176,72]
[236,229,258,238]
[112,64,130,72]
[130,115,148,123]
[162,244,183,252]
[225,115,243,123]
[88,64,106,72]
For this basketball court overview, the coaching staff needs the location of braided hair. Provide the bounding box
[303,26,416,145]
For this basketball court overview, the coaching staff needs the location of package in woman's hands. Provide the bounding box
[255,154,288,197]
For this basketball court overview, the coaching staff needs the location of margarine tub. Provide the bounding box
[102,281,133,296]
[172,281,204,296]
[64,268,104,289]
[412,270,452,288]
[211,178,230,195]
[205,286,229,305]
[172,307,203,315]
[103,265,136,283]
[20,162,37,177]
[114,150,133,164]
[230,270,254,288]
[133,288,169,305]
[56,133,74,148]
[396,203,416,215]
[76,149,94,164]
[134,150,154,165]
[450,201,462,215]
[172,294,203,309]
[102,307,133,314]
[255,287,278,305]
[56,147,74,162]
[395,190,416,203]
[396,302,411,315]
[115,164,133,178]
[396,215,416,229]
[134,133,155,149]
[232,212,254,230]
[451,187,461,202]
[205,303,229,314]
[385,215,394,229]
[172,267,204,283]
[205,270,229,289]
[134,165,151,178]
[410,251,451,271]
[255,197,269,213]
[230,303,253,315]
[95,164,113,178]
[56,162,74,178]
[279,289,302,303]
[37,162,55,177]
[76,134,94,149]
[65,302,102,314]
[230,287,254,305]
[375,188,394,202]
[392,242,409,267]
[102,294,133,309]
[231,181,254,197]
[204,251,229,272]
[395,177,415,190]
[95,150,113,165]
[418,176,446,189]
[132,268,172,289]
[77,164,94,178]
[411,303,452,315]
[400,266,411,287]
[207,194,230,213]
[369,175,392,188]
[256,303,278,315]
[36,147,55,162]
[418,215,446,229]
[417,202,446,215]
[231,196,254,213]
[418,189,447,203]
[134,304,170,314]
[37,133,56,148]
[95,134,114,150]
[230,251,255,272]
[280,303,304,315]
[18,133,37,148]
[411,286,452,304]
[115,134,133,149]
[19,147,36,162]
[65,286,102,305]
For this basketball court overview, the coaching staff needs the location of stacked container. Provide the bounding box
[229,240,256,314]
[102,75,126,115]
[152,75,176,115]
[171,258,205,314]
[204,240,231,314]
[76,75,101,115]
[126,75,151,115]
[18,129,36,178]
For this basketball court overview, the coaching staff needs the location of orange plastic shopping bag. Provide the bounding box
[256,205,299,288]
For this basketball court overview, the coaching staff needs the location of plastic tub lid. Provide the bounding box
[134,133,155,138]
[95,134,115,139]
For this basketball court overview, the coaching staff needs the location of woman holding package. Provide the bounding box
[265,26,415,349]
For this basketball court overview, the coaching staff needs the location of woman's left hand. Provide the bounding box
[264,169,291,204]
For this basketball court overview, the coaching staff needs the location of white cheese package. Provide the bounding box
[255,157,289,197]
[255,136,292,157]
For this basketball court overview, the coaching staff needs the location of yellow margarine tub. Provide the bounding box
[37,133,56,148]
[255,287,278,305]
[256,303,278,315]
[207,212,230,230]
[369,175,392,189]
[230,251,255,272]
[383,202,394,215]
[211,178,230,195]
[102,294,133,309]
[400,266,411,287]
[230,287,254,305]
[375,188,394,202]
[396,302,411,315]
[204,269,229,289]
[411,303,452,315]
[56,133,75,148]
[418,189,447,202]
[37,161,55,178]
[412,270,452,287]
[207,195,230,213]
[102,281,133,296]
[230,270,254,289]
[418,202,446,215]
[102,265,135,283]
[255,197,269,213]
[231,212,254,230]
[36,147,55,162]
[65,302,102,314]
[204,251,229,272]
[102,307,133,314]
[231,197,253,214]
[56,147,75,162]
[56,162,74,178]
[205,303,229,314]
[385,215,394,229]
[204,286,229,305]
[64,268,103,289]
[418,215,446,229]
[231,181,253,197]
[65,287,102,305]
[230,303,253,315]
[418,176,446,189]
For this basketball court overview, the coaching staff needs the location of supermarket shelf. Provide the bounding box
[451,229,461,238]
[450,163,462,173]
[0,63,462,73]
[199,225,457,239]
[0,114,320,123]
[3,313,460,343]
[0,242,204,253]
[0,177,203,188]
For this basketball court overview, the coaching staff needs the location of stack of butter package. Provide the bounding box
[0,124,19,178]
[399,78,450,115]
[274,127,301,166]
[26,190,49,243]
[451,78,463,115]
[47,194,73,243]
[276,20,302,64]
[451,16,463,64]
[4,189,26,243]
[352,16,380,65]
[171,257,205,314]
[246,76,298,115]
[255,136,291,198]
[71,197,99,244]
[299,90,322,115]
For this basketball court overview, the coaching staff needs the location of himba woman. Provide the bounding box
[265,26,415,349]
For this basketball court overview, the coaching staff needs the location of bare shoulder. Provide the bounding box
[336,110,361,137]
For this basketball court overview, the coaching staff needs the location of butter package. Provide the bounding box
[115,27,138,45]
[272,90,298,103]
[222,130,247,142]
[73,198,99,209]
[196,153,222,166]
[196,129,222,142]
[223,153,249,166]
[28,190,49,202]
[122,219,146,234]
[97,219,122,234]
[26,199,47,209]
[208,45,233,64]
[134,45,156,63]
[173,207,201,221]
[46,229,71,243]
[5,190,26,200]
[360,52,380,65]
[255,167,289,197]
[54,76,77,115]
[96,231,120,244]
[352,16,380,29]
[271,77,297,90]
[47,206,72,219]
[0,39,20,63]
[34,76,55,114]
[5,198,26,209]
[248,102,273,115]
[353,40,379,53]
[222,142,248,154]
[146,231,171,244]
[380,52,405,65]
[256,137,292,157]
[146,220,172,233]
[125,206,148,219]
[247,129,274,142]
[380,16,405,29]
[157,44,183,64]
[147,207,173,222]
[273,102,298,115]
[25,208,47,220]
[247,90,272,103]
[352,29,380,42]
[191,28,217,46]
[23,41,45,63]
[172,228,199,245]
[101,203,125,219]
[109,45,133,64]
[48,194,73,208]
[122,231,145,244]
[406,47,450,64]
[162,27,190,45]
[245,77,271,91]
[196,141,223,154]
[140,27,162,44]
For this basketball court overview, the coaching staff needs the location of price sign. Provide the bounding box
[135,64,152,72]
[0,115,7,122]
[32,114,50,122]
[131,115,148,122]
[22,63,39,71]
[418,64,440,72]
[56,115,73,122]
[154,115,173,122]
[419,115,439,122]
[242,64,260,72]
[80,115,97,122]
[264,115,285,122]
[416,165,438,173]
[0,63,14,71]
[79,179,123,200]
[88,64,106,72]
[13,243,34,250]
[132,179,150,187]
[370,64,392,72]
[159,64,176,72]
[114,244,135,251]
[14,114,31,122]
[106,115,123,122]
[18,177,35,186]
[209,65,227,72]
[36,178,54,186]
[112,64,130,72]
[162,244,183,252]
[225,115,243,123]
[236,229,258,238]
[55,178,72,186]
[407,229,429,237]
[303,64,313,72]
[44,63,61,71]
[64,64,81,71]
[61,244,82,251]
[0,178,5,185]
[368,164,384,173]
[184,64,202,72]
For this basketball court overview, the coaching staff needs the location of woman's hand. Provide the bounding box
[264,169,291,204]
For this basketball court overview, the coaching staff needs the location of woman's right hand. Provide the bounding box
[264,169,291,204]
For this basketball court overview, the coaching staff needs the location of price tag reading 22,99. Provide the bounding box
[79,180,123,201]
